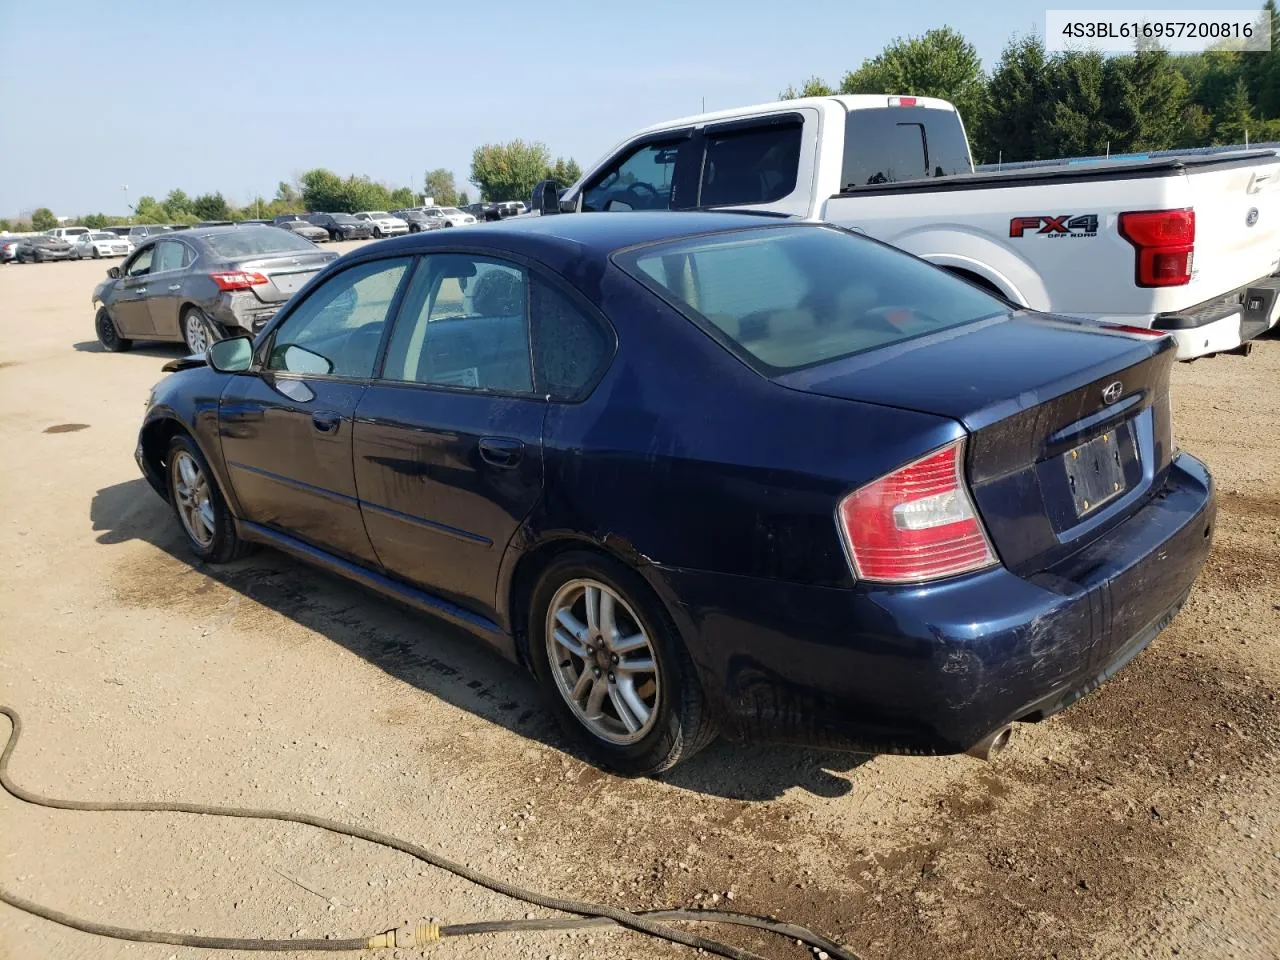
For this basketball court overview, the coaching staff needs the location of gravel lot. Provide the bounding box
[1,249,1277,960]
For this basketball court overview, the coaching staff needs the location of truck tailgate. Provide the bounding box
[1185,156,1280,296]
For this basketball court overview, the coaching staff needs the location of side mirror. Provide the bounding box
[207,335,254,373]
[532,179,561,216]
[107,266,121,279]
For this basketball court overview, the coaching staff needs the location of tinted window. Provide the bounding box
[268,258,410,378]
[699,121,802,206]
[619,226,1005,373]
[841,107,972,189]
[582,139,684,212]
[381,255,532,393]
[530,277,610,398]
[152,240,190,272]
[204,226,315,257]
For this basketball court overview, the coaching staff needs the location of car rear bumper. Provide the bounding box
[649,451,1214,755]
[210,292,281,334]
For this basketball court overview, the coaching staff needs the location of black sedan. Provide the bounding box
[136,213,1213,775]
[14,235,76,262]
[93,225,337,354]
[305,213,374,241]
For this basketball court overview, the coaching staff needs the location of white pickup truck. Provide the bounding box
[539,94,1280,359]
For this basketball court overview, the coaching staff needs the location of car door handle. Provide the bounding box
[478,436,524,468]
[312,412,342,434]
[133,287,147,295]
[168,284,181,291]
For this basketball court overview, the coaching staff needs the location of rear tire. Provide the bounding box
[166,433,253,564]
[95,307,132,352]
[529,551,716,776]
[181,306,219,354]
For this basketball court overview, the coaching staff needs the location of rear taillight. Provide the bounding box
[1118,208,1194,287]
[887,95,918,107]
[210,270,268,291]
[837,439,997,584]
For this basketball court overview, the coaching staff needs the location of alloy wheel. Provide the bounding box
[183,311,210,353]
[171,451,215,548]
[545,579,661,745]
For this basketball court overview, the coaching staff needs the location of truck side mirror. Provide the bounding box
[532,180,561,216]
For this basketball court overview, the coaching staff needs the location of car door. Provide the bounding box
[353,253,551,620]
[145,238,194,339]
[111,244,157,338]
[218,255,413,565]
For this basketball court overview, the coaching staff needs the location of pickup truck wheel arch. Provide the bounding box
[943,267,1005,298]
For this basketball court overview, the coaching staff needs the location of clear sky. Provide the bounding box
[0,0,1249,218]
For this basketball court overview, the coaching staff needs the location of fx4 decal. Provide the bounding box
[1009,214,1099,238]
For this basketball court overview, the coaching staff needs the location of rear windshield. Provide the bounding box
[617,225,1005,373]
[842,107,972,189]
[204,226,316,257]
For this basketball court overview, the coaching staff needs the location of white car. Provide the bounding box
[431,206,477,227]
[553,94,1280,360]
[73,230,133,259]
[46,226,91,244]
[353,211,409,238]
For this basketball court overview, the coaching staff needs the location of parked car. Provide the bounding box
[14,235,76,262]
[92,224,337,353]
[105,224,173,244]
[134,213,1213,775]
[238,219,273,226]
[434,205,478,226]
[462,202,503,222]
[46,226,91,244]
[0,237,21,262]
[276,219,330,242]
[72,230,133,259]
[353,211,409,238]
[543,94,1280,360]
[391,209,445,233]
[304,212,374,241]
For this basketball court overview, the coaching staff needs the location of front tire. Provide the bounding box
[95,307,132,352]
[92,247,102,259]
[181,306,219,354]
[166,434,252,563]
[529,551,715,776]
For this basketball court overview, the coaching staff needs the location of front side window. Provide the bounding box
[698,121,802,207]
[125,246,153,277]
[618,225,1006,373]
[152,240,189,272]
[581,139,684,212]
[381,255,532,393]
[267,257,410,378]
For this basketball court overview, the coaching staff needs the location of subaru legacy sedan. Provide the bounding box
[135,213,1214,775]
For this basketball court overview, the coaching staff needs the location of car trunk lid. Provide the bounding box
[234,251,335,303]
[774,313,1178,575]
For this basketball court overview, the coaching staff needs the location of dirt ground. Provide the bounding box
[0,249,1277,960]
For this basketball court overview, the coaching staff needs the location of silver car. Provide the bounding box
[73,231,133,260]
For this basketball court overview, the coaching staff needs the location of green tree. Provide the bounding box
[192,192,230,220]
[1114,49,1189,151]
[31,208,58,231]
[1243,0,1280,117]
[164,189,192,216]
[388,186,417,209]
[0,219,11,232]
[779,75,837,99]
[133,196,168,223]
[984,33,1055,162]
[470,139,552,201]
[547,157,582,187]
[275,180,301,205]
[840,27,989,157]
[81,213,111,229]
[1214,77,1255,144]
[300,168,347,212]
[1043,51,1111,157]
[424,168,459,206]
[458,190,470,206]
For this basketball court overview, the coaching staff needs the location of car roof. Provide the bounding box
[370,210,795,262]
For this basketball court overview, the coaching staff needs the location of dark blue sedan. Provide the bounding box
[136,212,1215,775]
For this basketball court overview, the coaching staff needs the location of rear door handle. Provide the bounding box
[478,436,524,468]
[312,412,341,434]
[133,287,147,295]
[168,284,181,291]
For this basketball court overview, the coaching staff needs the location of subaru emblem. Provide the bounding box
[1102,381,1123,404]
[1247,207,1259,227]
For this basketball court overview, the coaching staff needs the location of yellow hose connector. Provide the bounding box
[367,921,441,949]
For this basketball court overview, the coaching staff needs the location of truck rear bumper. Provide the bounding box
[1152,274,1280,359]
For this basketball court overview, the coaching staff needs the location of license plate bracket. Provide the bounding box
[1065,430,1127,517]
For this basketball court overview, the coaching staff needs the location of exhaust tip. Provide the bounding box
[965,724,1014,762]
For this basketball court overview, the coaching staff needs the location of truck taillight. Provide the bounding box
[210,270,269,291]
[887,96,918,107]
[836,439,997,584]
[1118,208,1194,287]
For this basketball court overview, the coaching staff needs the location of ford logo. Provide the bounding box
[1247,207,1259,227]
[1102,381,1124,405]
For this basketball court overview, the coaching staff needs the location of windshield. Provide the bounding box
[617,225,1006,373]
[205,226,317,257]
[89,232,116,240]
[441,208,463,216]
[331,215,358,223]
[368,211,391,218]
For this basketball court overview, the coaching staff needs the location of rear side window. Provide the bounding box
[530,277,611,399]
[698,121,802,207]
[841,107,972,190]
[617,225,1005,373]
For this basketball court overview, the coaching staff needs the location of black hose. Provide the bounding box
[0,706,859,958]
